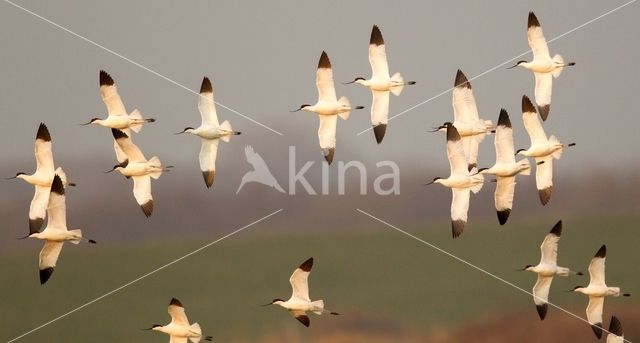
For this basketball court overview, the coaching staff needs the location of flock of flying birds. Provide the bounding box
[6,11,632,342]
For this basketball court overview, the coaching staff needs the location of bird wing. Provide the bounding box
[535,156,553,197]
[45,175,67,230]
[34,124,55,174]
[607,316,624,343]
[199,139,219,176]
[318,115,337,150]
[29,185,50,233]
[522,110,548,145]
[39,241,63,271]
[370,90,390,126]
[100,70,127,116]
[588,255,606,286]
[289,258,313,302]
[168,302,190,326]
[461,135,479,170]
[495,113,516,164]
[540,231,560,265]
[586,296,604,327]
[527,12,551,61]
[112,129,146,162]
[369,25,389,79]
[446,126,468,175]
[452,71,479,123]
[451,188,470,223]
[316,52,337,102]
[197,76,219,127]
[534,72,553,109]
[494,176,515,213]
[532,275,553,306]
[290,310,310,327]
[132,175,152,207]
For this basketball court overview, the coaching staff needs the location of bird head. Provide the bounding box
[142,324,163,332]
[6,172,26,180]
[425,177,442,185]
[290,104,312,112]
[570,286,585,293]
[476,168,490,175]
[428,122,451,133]
[262,298,285,307]
[515,148,528,157]
[175,127,195,135]
[81,118,101,126]
[105,160,129,173]
[519,264,535,271]
[344,77,366,85]
[507,60,528,69]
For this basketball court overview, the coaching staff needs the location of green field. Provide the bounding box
[1,213,638,342]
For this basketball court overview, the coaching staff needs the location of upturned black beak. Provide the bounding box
[424,180,435,186]
[140,327,154,331]
[174,130,186,135]
[80,120,93,126]
[506,63,519,69]
[104,168,116,173]
[260,302,273,307]
[428,126,445,133]
[290,108,302,112]
[5,176,17,180]
[342,80,356,84]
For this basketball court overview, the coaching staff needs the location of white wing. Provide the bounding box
[452,71,479,123]
[461,135,480,170]
[317,115,337,150]
[495,176,515,213]
[34,128,54,174]
[369,25,389,79]
[197,77,219,127]
[316,52,337,102]
[532,275,553,306]
[586,296,604,326]
[168,304,189,326]
[535,156,553,204]
[39,241,63,270]
[113,128,130,163]
[534,72,552,109]
[527,12,551,61]
[451,188,470,223]
[495,122,516,164]
[132,176,152,207]
[446,127,468,176]
[588,256,606,286]
[100,71,127,116]
[29,185,50,230]
[199,139,219,188]
[540,232,560,265]
[45,180,67,230]
[370,90,390,126]
[289,260,312,302]
[112,129,146,162]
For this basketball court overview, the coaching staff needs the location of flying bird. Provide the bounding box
[9,123,73,234]
[478,109,531,225]
[263,257,339,327]
[520,220,582,320]
[508,12,575,120]
[145,298,213,343]
[176,76,241,188]
[292,51,364,164]
[236,146,285,194]
[22,174,95,284]
[107,129,171,217]
[517,95,574,205]
[433,70,493,170]
[426,123,484,238]
[607,316,624,343]
[572,245,631,339]
[345,25,416,144]
[84,70,155,162]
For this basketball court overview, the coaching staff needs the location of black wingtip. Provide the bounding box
[299,257,313,272]
[536,303,548,320]
[29,217,44,235]
[318,51,331,69]
[549,220,562,236]
[51,174,65,196]
[40,267,54,285]
[454,69,471,89]
[538,186,552,206]
[591,323,603,339]
[538,104,550,121]
[446,123,461,142]
[497,209,511,225]
[452,220,465,238]
[595,244,606,258]
[200,77,213,94]
[99,70,115,86]
[467,163,476,172]
[528,12,541,29]
[323,148,335,165]
[609,316,623,336]
[202,171,215,188]
[36,123,51,142]
[373,124,387,144]
[296,314,310,327]
[141,200,153,218]
[170,297,183,307]
[370,25,384,46]
[497,109,511,129]
[111,128,129,140]
[522,95,537,114]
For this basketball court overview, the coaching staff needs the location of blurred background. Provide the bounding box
[1,0,638,342]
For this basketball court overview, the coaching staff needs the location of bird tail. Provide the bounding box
[517,158,531,176]
[188,323,202,343]
[556,266,571,277]
[220,120,235,142]
[311,299,325,315]
[390,72,405,96]
[148,156,163,179]
[549,135,563,160]
[69,229,82,244]
[552,54,565,79]
[337,96,351,120]
[470,169,484,194]
[128,109,145,133]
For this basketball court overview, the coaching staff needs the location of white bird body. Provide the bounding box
[510,12,575,121]
[267,257,338,327]
[430,123,484,238]
[573,245,630,339]
[150,298,212,343]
